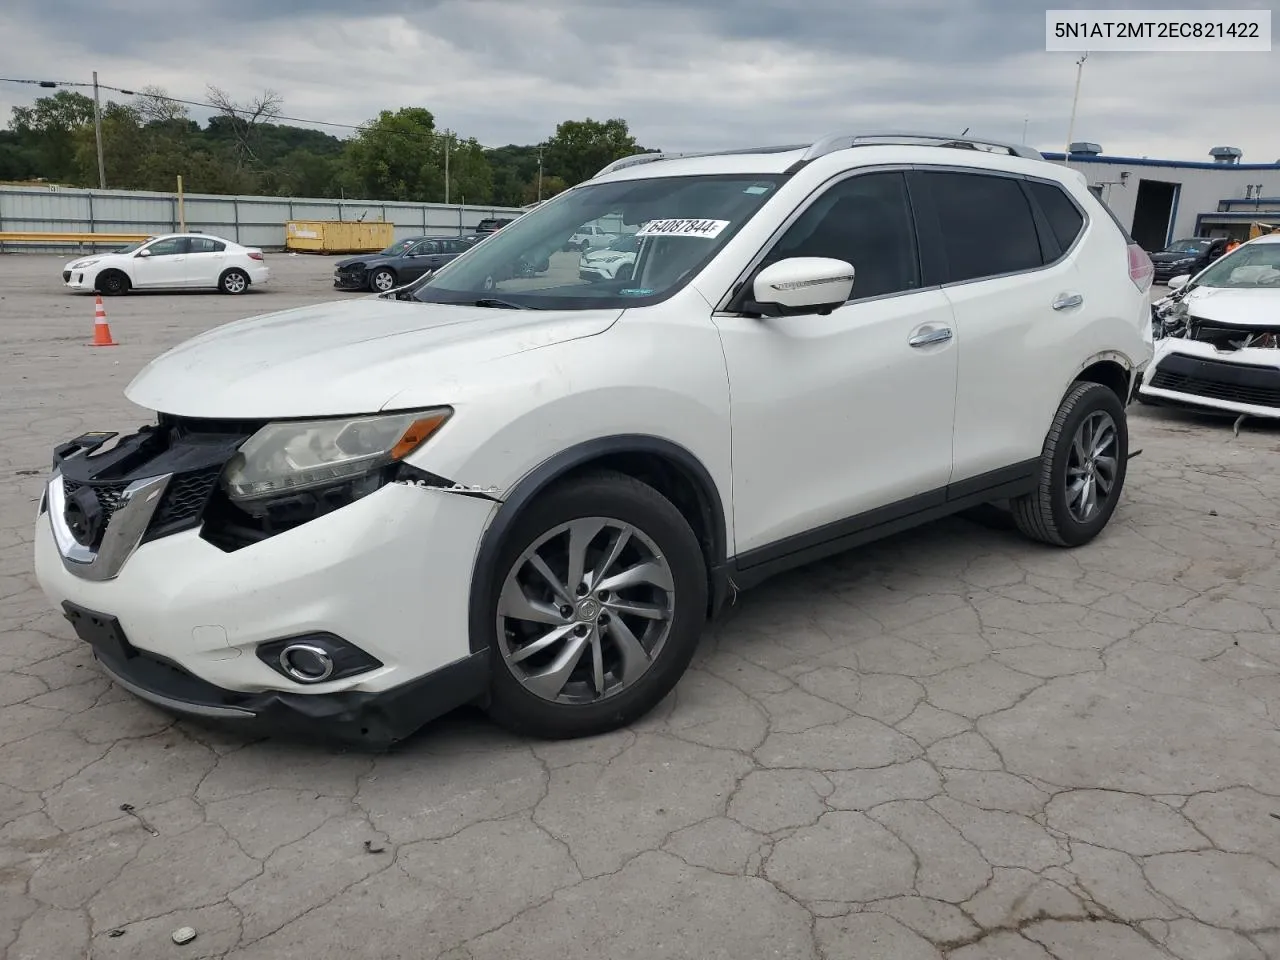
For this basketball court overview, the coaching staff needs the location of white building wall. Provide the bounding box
[1046,155,1280,244]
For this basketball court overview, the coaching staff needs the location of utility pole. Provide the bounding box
[1064,53,1088,156]
[91,71,106,189]
[443,133,451,206]
[537,146,544,202]
[1022,118,1029,145]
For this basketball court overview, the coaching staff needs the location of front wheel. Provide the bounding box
[368,268,396,292]
[1011,381,1128,547]
[484,472,708,739]
[96,270,129,296]
[219,269,249,295]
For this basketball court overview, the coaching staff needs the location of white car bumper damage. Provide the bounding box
[1138,336,1280,418]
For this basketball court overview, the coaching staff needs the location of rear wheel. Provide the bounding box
[484,472,707,739]
[219,269,249,295]
[369,268,396,292]
[1011,382,1128,547]
[95,270,129,296]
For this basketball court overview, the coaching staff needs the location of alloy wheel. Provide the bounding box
[1065,410,1117,522]
[496,517,675,705]
[224,272,247,293]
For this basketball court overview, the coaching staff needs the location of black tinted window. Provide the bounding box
[186,237,224,253]
[918,172,1042,283]
[767,171,919,300]
[1027,181,1085,254]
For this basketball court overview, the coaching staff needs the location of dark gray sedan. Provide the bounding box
[333,236,480,292]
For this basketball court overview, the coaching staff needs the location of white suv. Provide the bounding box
[34,133,1154,744]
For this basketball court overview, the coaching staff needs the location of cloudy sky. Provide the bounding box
[2,0,1277,163]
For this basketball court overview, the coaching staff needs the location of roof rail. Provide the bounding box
[592,143,811,179]
[797,132,1044,164]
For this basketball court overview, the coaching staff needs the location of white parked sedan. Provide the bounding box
[62,233,269,295]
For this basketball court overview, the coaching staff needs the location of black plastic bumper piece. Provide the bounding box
[64,601,490,748]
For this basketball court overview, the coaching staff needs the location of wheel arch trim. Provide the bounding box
[465,434,729,654]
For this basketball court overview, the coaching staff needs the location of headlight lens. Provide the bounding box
[223,408,451,502]
[72,258,100,269]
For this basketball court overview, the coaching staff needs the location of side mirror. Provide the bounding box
[1167,274,1190,291]
[748,257,855,316]
[136,249,151,258]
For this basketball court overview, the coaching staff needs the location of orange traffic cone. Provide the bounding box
[91,294,117,347]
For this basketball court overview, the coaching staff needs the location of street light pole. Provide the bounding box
[1064,53,1088,156]
[536,147,543,202]
[91,70,106,189]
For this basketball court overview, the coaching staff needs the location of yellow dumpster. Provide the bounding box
[285,220,394,253]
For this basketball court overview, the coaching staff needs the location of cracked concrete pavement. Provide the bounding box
[3,256,1280,958]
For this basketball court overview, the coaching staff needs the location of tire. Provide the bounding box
[368,268,396,293]
[1011,382,1128,547]
[219,269,250,295]
[95,270,129,296]
[579,240,591,253]
[616,264,634,283]
[483,471,708,739]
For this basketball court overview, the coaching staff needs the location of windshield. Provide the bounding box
[1163,238,1211,255]
[115,237,157,254]
[1191,243,1280,289]
[379,239,416,256]
[603,234,640,253]
[412,174,786,309]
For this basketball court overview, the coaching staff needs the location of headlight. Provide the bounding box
[71,258,100,269]
[223,408,451,503]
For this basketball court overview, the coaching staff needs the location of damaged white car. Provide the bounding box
[1140,234,1280,420]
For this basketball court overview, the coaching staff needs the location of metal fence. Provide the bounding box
[0,184,526,253]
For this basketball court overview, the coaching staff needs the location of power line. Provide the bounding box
[0,75,518,150]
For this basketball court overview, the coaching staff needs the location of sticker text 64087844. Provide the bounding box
[635,218,730,239]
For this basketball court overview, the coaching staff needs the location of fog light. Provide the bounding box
[279,643,335,683]
[255,632,382,685]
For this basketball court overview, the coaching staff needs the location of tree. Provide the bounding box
[9,90,95,182]
[206,85,282,169]
[439,132,493,205]
[342,107,444,201]
[542,118,650,187]
[134,85,189,126]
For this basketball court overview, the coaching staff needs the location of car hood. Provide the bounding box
[1183,286,1280,327]
[583,249,635,263]
[1151,251,1203,265]
[334,254,396,269]
[126,298,623,419]
[65,253,123,269]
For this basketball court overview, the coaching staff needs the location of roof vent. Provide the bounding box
[1210,146,1243,164]
[1068,142,1102,157]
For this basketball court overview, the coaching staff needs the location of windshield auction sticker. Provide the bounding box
[636,219,730,239]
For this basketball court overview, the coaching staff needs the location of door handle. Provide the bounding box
[908,326,953,347]
[1053,292,1083,310]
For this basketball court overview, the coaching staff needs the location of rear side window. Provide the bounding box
[1025,181,1085,252]
[913,171,1042,284]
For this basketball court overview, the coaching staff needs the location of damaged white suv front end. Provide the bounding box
[1140,235,1280,419]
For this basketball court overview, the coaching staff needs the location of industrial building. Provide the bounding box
[1043,144,1280,251]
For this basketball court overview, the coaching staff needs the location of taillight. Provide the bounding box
[248,251,264,261]
[1128,243,1153,292]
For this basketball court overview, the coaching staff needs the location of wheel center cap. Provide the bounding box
[575,599,601,622]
